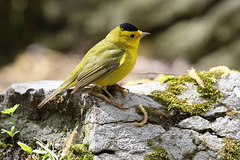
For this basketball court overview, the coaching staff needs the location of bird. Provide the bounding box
[38,23,150,109]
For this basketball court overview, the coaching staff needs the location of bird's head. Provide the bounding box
[106,23,150,49]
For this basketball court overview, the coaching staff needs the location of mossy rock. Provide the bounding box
[149,70,224,115]
[221,137,240,160]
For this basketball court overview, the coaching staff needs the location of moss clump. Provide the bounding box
[221,137,240,160]
[147,136,163,147]
[157,136,163,143]
[147,139,154,147]
[149,70,224,115]
[196,71,223,101]
[150,90,211,115]
[144,146,169,160]
[163,76,194,95]
[66,143,94,160]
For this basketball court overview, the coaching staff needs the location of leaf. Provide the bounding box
[11,126,15,135]
[18,142,32,154]
[1,104,20,116]
[13,131,20,137]
[159,75,174,84]
[6,122,14,125]
[33,150,48,154]
[1,129,12,136]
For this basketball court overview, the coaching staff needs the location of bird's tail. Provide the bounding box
[38,85,66,109]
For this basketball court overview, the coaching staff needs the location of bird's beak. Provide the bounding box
[141,32,151,37]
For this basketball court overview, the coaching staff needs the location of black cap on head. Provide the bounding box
[119,23,138,31]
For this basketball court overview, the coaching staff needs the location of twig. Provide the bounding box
[187,67,205,88]
[134,104,148,127]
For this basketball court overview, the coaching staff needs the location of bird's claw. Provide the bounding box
[91,86,128,109]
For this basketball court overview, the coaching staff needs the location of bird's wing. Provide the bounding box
[71,48,125,94]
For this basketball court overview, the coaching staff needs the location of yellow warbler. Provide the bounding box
[38,23,150,109]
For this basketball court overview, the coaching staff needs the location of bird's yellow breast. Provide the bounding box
[93,48,137,88]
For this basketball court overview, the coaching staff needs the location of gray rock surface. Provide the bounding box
[211,116,240,141]
[1,73,240,159]
[160,127,200,159]
[178,116,211,132]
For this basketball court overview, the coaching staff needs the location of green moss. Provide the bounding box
[221,137,240,160]
[166,83,186,95]
[147,136,163,147]
[164,76,194,95]
[197,71,223,100]
[147,139,154,147]
[65,143,94,160]
[149,70,224,115]
[150,90,211,115]
[79,128,86,142]
[144,146,169,160]
[157,136,163,144]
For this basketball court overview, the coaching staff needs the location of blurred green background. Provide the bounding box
[1,0,240,90]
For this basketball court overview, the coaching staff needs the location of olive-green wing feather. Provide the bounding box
[71,49,125,94]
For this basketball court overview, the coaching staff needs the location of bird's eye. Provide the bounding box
[130,34,134,38]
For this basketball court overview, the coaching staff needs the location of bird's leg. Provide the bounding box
[102,88,128,109]
[91,86,110,103]
[91,86,128,109]
[113,84,129,96]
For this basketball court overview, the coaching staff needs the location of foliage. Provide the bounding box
[1,126,19,148]
[17,142,48,159]
[18,142,32,155]
[1,104,19,117]
[1,104,19,130]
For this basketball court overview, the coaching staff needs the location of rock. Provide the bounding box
[0,80,80,147]
[127,81,164,95]
[178,116,211,132]
[1,72,240,159]
[201,106,228,118]
[211,116,240,141]
[83,123,165,159]
[193,151,215,160]
[199,132,225,151]
[160,127,200,159]
[217,73,240,110]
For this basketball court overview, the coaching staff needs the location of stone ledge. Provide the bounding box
[0,73,240,159]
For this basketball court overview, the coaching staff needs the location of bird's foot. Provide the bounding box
[91,86,128,109]
[112,84,129,97]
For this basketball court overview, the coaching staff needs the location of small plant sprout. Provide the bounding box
[18,142,33,156]
[1,104,19,130]
[1,126,20,148]
[18,142,48,160]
